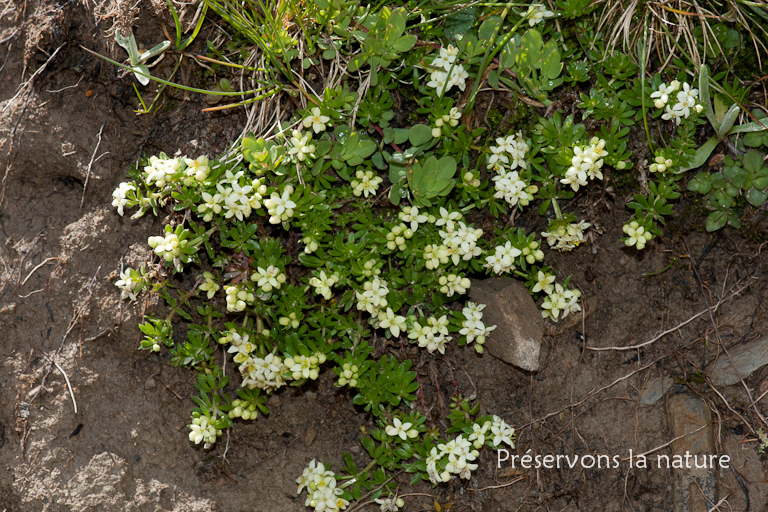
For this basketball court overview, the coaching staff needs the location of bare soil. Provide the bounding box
[1,1,767,511]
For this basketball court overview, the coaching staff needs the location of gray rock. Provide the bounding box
[469,278,543,372]
[709,335,768,386]
[640,376,674,405]
[667,394,716,512]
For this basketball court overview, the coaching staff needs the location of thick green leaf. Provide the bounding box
[348,54,366,72]
[444,6,477,41]
[678,136,720,172]
[516,29,542,75]
[408,124,433,146]
[742,150,764,172]
[729,120,768,134]
[540,40,562,80]
[705,211,727,231]
[478,16,501,40]
[718,103,740,138]
[392,34,416,52]
[698,65,718,130]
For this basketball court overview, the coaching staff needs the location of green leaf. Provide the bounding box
[746,187,768,207]
[353,139,377,159]
[698,65,718,130]
[730,121,768,134]
[444,7,477,41]
[392,34,417,52]
[742,150,764,172]
[516,29,543,74]
[478,16,501,40]
[678,136,720,172]
[540,40,562,80]
[718,103,740,138]
[408,124,433,146]
[705,211,728,231]
[348,54,366,72]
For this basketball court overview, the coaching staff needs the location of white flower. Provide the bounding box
[541,220,590,252]
[622,220,654,250]
[112,182,136,216]
[199,271,219,299]
[650,81,679,109]
[251,265,285,292]
[399,205,428,231]
[526,4,554,26]
[541,283,581,320]
[438,273,471,297]
[287,130,316,162]
[427,45,468,95]
[264,186,297,224]
[309,271,339,300]
[434,207,462,231]
[385,417,418,441]
[115,268,139,300]
[184,155,210,183]
[351,169,383,198]
[378,307,407,337]
[531,270,556,294]
[484,241,522,274]
[490,416,515,447]
[302,107,331,133]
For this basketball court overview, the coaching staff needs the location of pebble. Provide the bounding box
[469,278,543,372]
[639,376,674,405]
[709,335,768,386]
[667,394,716,512]
[144,376,156,390]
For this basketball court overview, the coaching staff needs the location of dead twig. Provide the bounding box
[50,355,77,414]
[20,257,60,286]
[80,106,113,208]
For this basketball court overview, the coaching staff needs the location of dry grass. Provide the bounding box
[595,0,768,72]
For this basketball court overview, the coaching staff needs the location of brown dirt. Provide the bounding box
[1,1,767,511]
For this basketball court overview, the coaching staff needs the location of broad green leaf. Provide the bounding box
[133,64,151,86]
[729,120,768,134]
[352,139,377,158]
[436,156,457,179]
[392,34,416,53]
[348,54,366,72]
[718,103,740,138]
[444,7,477,41]
[705,211,727,231]
[698,65,718,130]
[139,41,171,64]
[742,150,764,172]
[540,40,562,80]
[478,16,501,40]
[408,124,433,146]
[678,136,720,172]
[516,29,543,75]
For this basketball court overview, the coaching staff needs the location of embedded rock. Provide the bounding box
[667,394,716,512]
[469,278,543,372]
[709,335,768,387]
[640,376,674,405]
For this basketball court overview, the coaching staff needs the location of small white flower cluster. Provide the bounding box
[426,45,468,96]
[378,307,407,337]
[199,271,220,299]
[493,170,536,208]
[520,239,545,264]
[485,241,523,274]
[264,186,297,224]
[488,132,529,172]
[285,352,326,381]
[148,231,182,266]
[649,155,674,174]
[302,235,320,254]
[432,107,462,137]
[224,330,257,364]
[310,270,339,300]
[622,220,653,250]
[426,435,479,484]
[112,182,136,216]
[439,221,483,265]
[296,460,349,512]
[439,273,471,297]
[251,265,286,294]
[385,417,419,440]
[434,206,462,230]
[423,244,450,269]
[399,205,428,231]
[183,155,210,184]
[279,311,301,329]
[526,3,554,26]
[188,414,221,448]
[561,137,608,192]
[239,350,287,392]
[541,220,590,251]
[355,277,389,317]
[385,223,414,251]
[337,363,360,387]
[287,130,316,162]
[459,302,497,354]
[651,80,703,125]
[225,284,255,312]
[115,268,142,301]
[541,283,581,320]
[229,398,259,421]
[198,170,266,222]
[359,258,382,279]
[302,107,331,134]
[374,497,405,512]
[409,315,451,354]
[351,169,383,198]
[144,154,181,189]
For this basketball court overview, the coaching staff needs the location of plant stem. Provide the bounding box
[551,197,563,220]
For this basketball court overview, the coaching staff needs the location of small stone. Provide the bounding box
[709,335,768,387]
[640,376,674,405]
[667,394,716,512]
[469,278,543,372]
[0,303,16,314]
[144,377,156,390]
[303,426,317,447]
